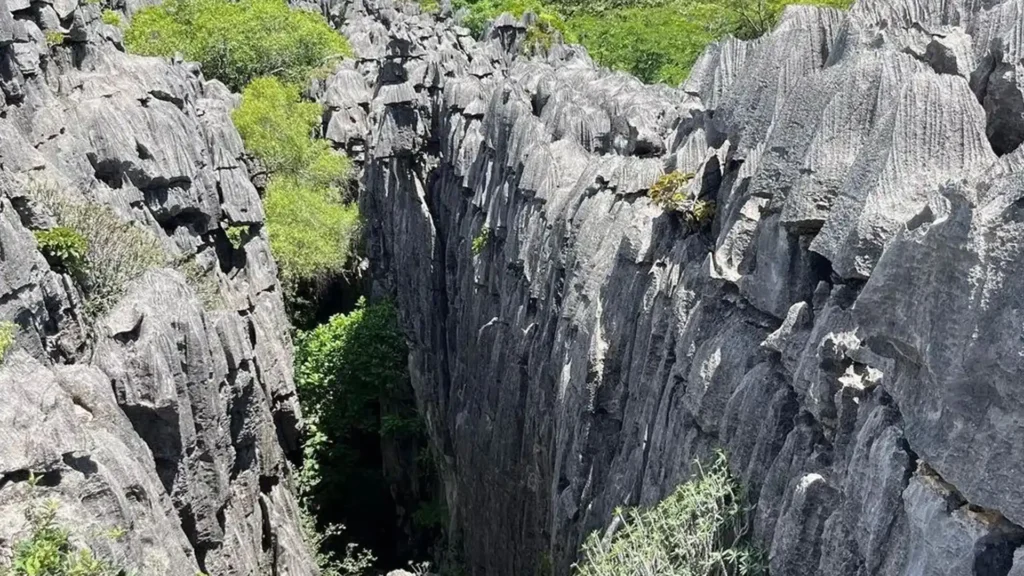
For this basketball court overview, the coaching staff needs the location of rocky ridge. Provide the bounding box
[0,1,312,574]
[326,0,1024,574]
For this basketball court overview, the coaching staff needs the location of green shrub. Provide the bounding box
[648,171,716,231]
[0,500,124,576]
[0,321,17,361]
[233,78,349,188]
[455,0,853,84]
[471,226,491,256]
[295,299,414,496]
[575,452,763,576]
[30,183,219,317]
[44,31,65,47]
[300,509,376,576]
[264,176,359,288]
[453,0,574,39]
[224,224,248,250]
[418,0,441,12]
[232,77,357,288]
[100,9,121,26]
[124,0,350,91]
[34,227,88,277]
[648,171,694,211]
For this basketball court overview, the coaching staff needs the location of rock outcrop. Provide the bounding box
[0,1,312,574]
[330,0,1024,574]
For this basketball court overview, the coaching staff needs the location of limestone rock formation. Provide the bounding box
[330,0,1024,574]
[0,1,312,574]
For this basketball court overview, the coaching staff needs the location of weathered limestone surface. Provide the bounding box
[331,0,1024,574]
[0,1,312,574]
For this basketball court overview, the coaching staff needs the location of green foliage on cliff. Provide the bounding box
[454,0,853,84]
[648,171,716,231]
[125,0,350,91]
[232,77,358,289]
[233,78,350,188]
[0,500,124,576]
[264,176,360,288]
[575,453,763,576]
[34,227,88,277]
[0,321,17,361]
[295,299,417,501]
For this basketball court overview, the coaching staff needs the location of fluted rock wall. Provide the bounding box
[332,0,1024,574]
[0,1,312,574]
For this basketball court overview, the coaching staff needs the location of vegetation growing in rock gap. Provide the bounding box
[471,226,491,256]
[0,500,126,576]
[44,31,65,48]
[124,0,350,91]
[34,227,88,277]
[100,9,121,27]
[296,299,443,570]
[647,171,716,231]
[231,77,360,301]
[0,321,17,361]
[452,0,853,84]
[574,452,764,576]
[29,183,219,318]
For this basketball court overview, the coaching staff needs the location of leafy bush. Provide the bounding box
[648,171,694,211]
[296,299,411,455]
[575,453,763,576]
[100,9,121,26]
[231,77,357,288]
[29,183,219,317]
[124,0,350,91]
[34,227,88,277]
[453,0,573,38]
[0,500,123,576]
[232,78,349,188]
[0,321,17,361]
[454,0,853,84]
[264,176,360,288]
[44,31,65,47]
[224,225,248,250]
[296,299,423,567]
[648,171,716,231]
[300,509,376,576]
[471,226,491,256]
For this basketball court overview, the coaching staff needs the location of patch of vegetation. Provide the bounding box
[0,321,17,361]
[34,227,88,277]
[648,171,716,231]
[296,299,415,493]
[100,9,122,26]
[417,0,441,12]
[44,31,65,47]
[124,0,350,91]
[232,78,349,188]
[264,176,360,289]
[522,20,558,54]
[232,77,358,291]
[300,509,376,576]
[224,224,248,250]
[0,500,125,576]
[574,452,763,576]
[296,299,433,566]
[454,0,573,39]
[453,0,854,84]
[471,226,491,256]
[29,183,221,317]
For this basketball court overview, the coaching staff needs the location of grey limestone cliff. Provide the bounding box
[0,0,312,574]
[325,0,1024,574]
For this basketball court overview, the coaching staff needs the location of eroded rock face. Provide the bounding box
[334,0,1024,574]
[0,2,311,575]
